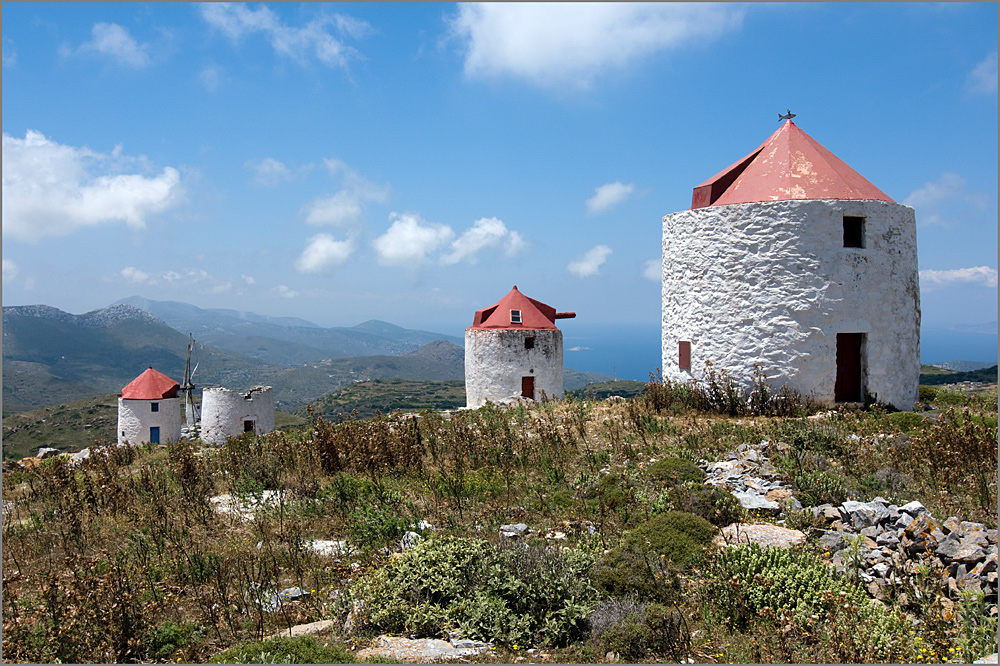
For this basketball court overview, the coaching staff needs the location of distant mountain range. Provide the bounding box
[115,296,464,365]
[928,360,997,372]
[2,300,612,415]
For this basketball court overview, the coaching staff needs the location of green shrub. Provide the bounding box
[623,511,717,567]
[589,547,680,603]
[646,457,705,486]
[592,602,689,661]
[346,536,597,648]
[654,484,744,527]
[793,470,851,506]
[707,542,909,660]
[208,635,354,663]
[884,410,926,435]
[917,385,938,403]
[145,620,204,659]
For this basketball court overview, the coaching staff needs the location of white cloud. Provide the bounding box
[302,158,388,227]
[246,157,294,187]
[296,233,353,273]
[441,216,526,264]
[199,3,370,69]
[567,244,612,277]
[373,212,454,267]
[967,51,997,95]
[211,281,233,294]
[164,271,181,281]
[3,37,17,68]
[78,22,151,68]
[242,274,256,285]
[642,258,660,281]
[586,181,635,214]
[199,63,224,92]
[121,266,151,284]
[276,284,298,299]
[2,130,182,242]
[903,172,988,227]
[450,3,744,89]
[920,266,997,289]
[3,259,18,281]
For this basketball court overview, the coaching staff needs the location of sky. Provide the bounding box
[2,3,997,369]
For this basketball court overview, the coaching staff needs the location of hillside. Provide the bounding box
[116,296,465,365]
[300,379,467,420]
[2,381,995,664]
[919,364,998,386]
[2,304,275,414]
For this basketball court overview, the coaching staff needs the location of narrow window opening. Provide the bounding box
[843,216,865,248]
[150,402,159,412]
[678,341,692,371]
[244,420,255,433]
[524,337,535,349]
[510,309,522,325]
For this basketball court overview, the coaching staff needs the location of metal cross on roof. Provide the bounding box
[778,109,796,121]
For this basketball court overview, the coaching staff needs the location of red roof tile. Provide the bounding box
[691,120,894,209]
[468,286,575,331]
[120,367,179,400]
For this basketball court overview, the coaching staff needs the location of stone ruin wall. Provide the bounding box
[200,386,276,446]
[465,328,563,408]
[662,198,920,410]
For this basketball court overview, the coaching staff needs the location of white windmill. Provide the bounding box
[179,334,201,436]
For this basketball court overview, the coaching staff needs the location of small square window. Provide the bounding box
[524,337,535,349]
[843,216,865,248]
[510,309,522,324]
[151,402,159,412]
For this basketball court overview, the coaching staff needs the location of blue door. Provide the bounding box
[149,426,160,444]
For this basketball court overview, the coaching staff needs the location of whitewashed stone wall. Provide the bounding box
[661,199,920,410]
[465,329,563,408]
[200,386,276,446]
[117,397,181,445]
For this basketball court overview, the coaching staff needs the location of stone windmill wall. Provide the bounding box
[465,286,575,408]
[200,386,275,446]
[661,120,920,410]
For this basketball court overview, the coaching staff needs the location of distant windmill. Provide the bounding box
[180,334,200,430]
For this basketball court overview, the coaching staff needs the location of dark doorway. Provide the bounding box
[521,376,535,399]
[244,420,255,433]
[835,333,865,402]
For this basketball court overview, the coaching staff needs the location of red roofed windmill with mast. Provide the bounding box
[465,286,575,408]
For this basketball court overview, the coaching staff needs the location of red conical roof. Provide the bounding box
[468,286,576,331]
[691,120,894,209]
[120,367,179,399]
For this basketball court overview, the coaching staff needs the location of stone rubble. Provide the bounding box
[700,438,999,608]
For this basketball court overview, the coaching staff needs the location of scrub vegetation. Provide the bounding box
[2,371,996,663]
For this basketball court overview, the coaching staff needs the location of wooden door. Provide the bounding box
[521,376,535,399]
[149,426,160,444]
[835,333,864,402]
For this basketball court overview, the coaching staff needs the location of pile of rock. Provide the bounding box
[702,441,800,512]
[699,441,998,611]
[812,498,998,603]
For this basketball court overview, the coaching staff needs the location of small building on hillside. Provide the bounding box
[118,367,182,445]
[660,119,920,410]
[465,286,576,408]
[200,386,275,446]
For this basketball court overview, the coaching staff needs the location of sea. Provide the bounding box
[561,323,998,381]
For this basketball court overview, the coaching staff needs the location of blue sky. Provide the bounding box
[2,3,997,366]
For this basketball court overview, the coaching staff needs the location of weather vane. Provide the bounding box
[778,109,796,121]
